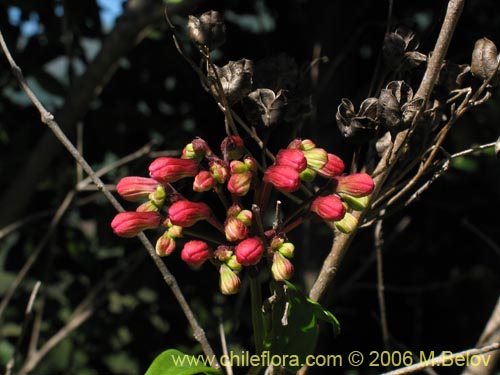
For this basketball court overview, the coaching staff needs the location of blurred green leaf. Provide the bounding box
[452,156,479,172]
[144,349,221,375]
[264,281,340,371]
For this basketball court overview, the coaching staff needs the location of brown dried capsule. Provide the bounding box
[210,59,254,104]
[336,97,378,143]
[471,38,500,84]
[244,89,287,128]
[187,10,226,50]
[382,26,427,71]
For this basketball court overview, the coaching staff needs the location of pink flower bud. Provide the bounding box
[310,195,346,221]
[167,223,183,238]
[236,210,252,226]
[303,148,328,170]
[317,153,345,178]
[136,201,160,212]
[181,240,211,267]
[277,242,295,258]
[235,237,264,266]
[228,171,252,196]
[219,264,241,295]
[226,204,242,217]
[230,160,248,174]
[156,233,176,256]
[116,177,159,202]
[111,211,161,238]
[243,157,257,172]
[214,245,234,262]
[271,251,294,281]
[299,139,316,151]
[193,171,215,192]
[168,200,212,227]
[149,157,199,184]
[192,137,212,156]
[149,185,166,207]
[182,138,212,160]
[334,173,374,197]
[226,255,242,272]
[209,160,229,184]
[263,165,300,192]
[276,149,307,172]
[225,217,249,242]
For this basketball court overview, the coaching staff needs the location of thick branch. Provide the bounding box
[0,20,220,370]
[308,0,465,302]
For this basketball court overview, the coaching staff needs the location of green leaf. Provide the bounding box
[263,281,341,371]
[144,349,221,375]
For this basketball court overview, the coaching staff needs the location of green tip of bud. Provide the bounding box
[340,193,370,211]
[299,167,317,182]
[334,212,358,234]
[278,242,295,258]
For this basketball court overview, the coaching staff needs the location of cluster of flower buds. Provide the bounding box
[111,136,374,295]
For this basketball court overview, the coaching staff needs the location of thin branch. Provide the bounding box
[381,342,500,375]
[0,27,220,370]
[375,215,390,350]
[5,281,41,375]
[308,0,465,302]
[219,320,233,375]
[462,296,500,375]
[0,192,75,320]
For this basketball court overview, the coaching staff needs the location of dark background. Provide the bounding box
[1,0,500,374]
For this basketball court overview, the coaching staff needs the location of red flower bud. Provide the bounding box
[303,148,328,170]
[310,195,346,221]
[235,237,264,266]
[334,173,374,197]
[181,240,211,267]
[168,200,212,227]
[209,160,229,184]
[214,245,234,262]
[111,211,161,238]
[116,177,159,202]
[243,156,257,172]
[228,171,252,196]
[271,251,294,281]
[317,153,345,178]
[156,233,176,256]
[276,149,307,172]
[193,171,215,192]
[230,160,248,174]
[236,209,252,226]
[220,264,241,295]
[149,157,199,184]
[263,165,300,192]
[225,217,249,242]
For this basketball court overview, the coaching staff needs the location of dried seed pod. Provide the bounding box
[377,81,415,131]
[187,10,226,50]
[336,97,378,143]
[211,59,254,104]
[244,88,287,128]
[471,38,500,83]
[383,26,426,71]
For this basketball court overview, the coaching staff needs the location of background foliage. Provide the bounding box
[1,0,500,374]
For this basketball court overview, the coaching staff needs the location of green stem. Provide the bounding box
[249,276,264,354]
